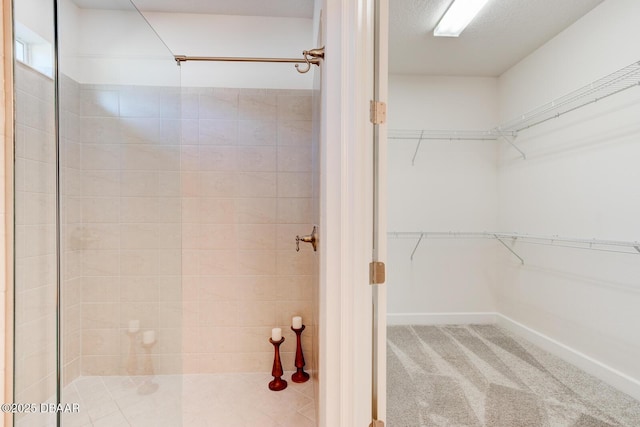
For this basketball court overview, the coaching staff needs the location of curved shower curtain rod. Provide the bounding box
[174,46,325,74]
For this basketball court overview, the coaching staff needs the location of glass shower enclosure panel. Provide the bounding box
[13,0,184,425]
[57,1,184,426]
[12,0,57,425]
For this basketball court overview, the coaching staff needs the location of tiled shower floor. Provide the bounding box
[22,373,315,427]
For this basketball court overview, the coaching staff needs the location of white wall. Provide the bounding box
[144,12,314,89]
[495,0,640,389]
[387,75,499,319]
[13,0,54,43]
[58,2,314,89]
[387,0,640,397]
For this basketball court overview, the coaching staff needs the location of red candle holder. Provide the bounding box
[269,337,287,391]
[291,325,310,383]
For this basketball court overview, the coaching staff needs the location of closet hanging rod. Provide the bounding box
[389,231,640,260]
[174,47,325,74]
[389,59,640,161]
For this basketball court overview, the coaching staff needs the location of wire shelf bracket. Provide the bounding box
[497,134,526,159]
[494,234,525,264]
[411,131,424,166]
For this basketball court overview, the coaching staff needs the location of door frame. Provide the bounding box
[318,0,387,426]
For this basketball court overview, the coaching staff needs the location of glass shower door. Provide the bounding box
[12,0,58,425]
[57,1,184,425]
[12,0,184,425]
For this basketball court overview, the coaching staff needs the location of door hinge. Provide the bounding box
[370,101,387,124]
[369,261,386,285]
[370,420,385,427]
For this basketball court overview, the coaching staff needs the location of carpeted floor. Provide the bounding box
[387,325,640,427]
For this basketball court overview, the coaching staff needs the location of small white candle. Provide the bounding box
[271,327,282,341]
[292,316,302,329]
[143,330,155,345]
[128,319,140,333]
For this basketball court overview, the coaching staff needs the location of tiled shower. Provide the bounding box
[12,2,319,426]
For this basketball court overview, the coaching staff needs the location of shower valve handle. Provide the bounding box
[296,226,318,252]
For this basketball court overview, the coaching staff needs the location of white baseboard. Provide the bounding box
[387,312,498,326]
[497,314,640,401]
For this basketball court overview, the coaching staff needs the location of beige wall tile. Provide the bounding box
[277,173,312,197]
[199,119,237,145]
[197,276,240,302]
[236,224,276,250]
[200,198,236,224]
[198,301,238,326]
[83,170,120,197]
[82,143,120,170]
[59,84,315,375]
[277,145,312,172]
[277,96,312,121]
[199,91,238,120]
[158,171,181,197]
[199,146,237,171]
[277,120,312,147]
[235,198,276,224]
[120,197,159,223]
[80,89,119,117]
[237,250,277,276]
[234,172,277,197]
[158,249,182,276]
[82,250,120,276]
[236,146,277,172]
[237,120,276,146]
[82,277,119,303]
[80,117,122,144]
[81,303,120,329]
[239,94,277,121]
[120,250,159,276]
[119,302,159,330]
[120,170,159,197]
[158,276,182,302]
[119,276,158,302]
[199,250,238,276]
[82,197,120,223]
[121,117,160,144]
[277,198,313,224]
[120,223,159,249]
[200,172,236,197]
[276,250,314,276]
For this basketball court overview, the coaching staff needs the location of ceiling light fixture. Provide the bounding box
[433,0,490,37]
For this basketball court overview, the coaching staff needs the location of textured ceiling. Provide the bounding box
[390,0,604,76]
[71,0,604,77]
[71,0,314,18]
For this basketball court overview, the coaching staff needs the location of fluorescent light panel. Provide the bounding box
[434,0,490,37]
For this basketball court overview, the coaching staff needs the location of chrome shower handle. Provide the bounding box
[296,226,318,252]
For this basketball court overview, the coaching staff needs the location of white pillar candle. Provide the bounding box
[271,327,282,341]
[292,316,303,329]
[143,330,156,345]
[128,319,140,333]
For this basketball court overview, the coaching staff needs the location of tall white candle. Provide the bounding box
[271,327,282,341]
[143,330,155,345]
[128,319,140,333]
[292,316,302,329]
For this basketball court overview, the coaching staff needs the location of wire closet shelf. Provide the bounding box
[388,231,640,262]
[389,59,640,161]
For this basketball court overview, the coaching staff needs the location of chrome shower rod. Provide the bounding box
[174,47,324,74]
